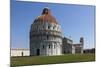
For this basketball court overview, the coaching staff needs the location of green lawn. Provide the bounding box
[11,54,95,67]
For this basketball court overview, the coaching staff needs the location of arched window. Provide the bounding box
[36,26,38,29]
[47,35,49,40]
[48,25,50,29]
[49,45,50,49]
[54,43,56,48]
[43,25,45,29]
[53,26,55,30]
[54,45,56,49]
[43,45,44,49]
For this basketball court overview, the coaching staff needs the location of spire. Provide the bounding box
[42,7,51,15]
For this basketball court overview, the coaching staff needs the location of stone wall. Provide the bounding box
[11,49,30,56]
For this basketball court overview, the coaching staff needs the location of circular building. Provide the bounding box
[30,7,63,56]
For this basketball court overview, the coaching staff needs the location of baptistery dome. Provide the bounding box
[34,7,58,24]
[30,7,63,56]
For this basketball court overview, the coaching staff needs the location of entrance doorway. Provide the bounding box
[36,49,40,56]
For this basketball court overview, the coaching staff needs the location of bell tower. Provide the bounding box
[80,37,84,53]
[80,37,84,45]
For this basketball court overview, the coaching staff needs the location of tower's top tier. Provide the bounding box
[34,7,58,24]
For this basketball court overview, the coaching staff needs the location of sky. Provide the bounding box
[11,0,95,49]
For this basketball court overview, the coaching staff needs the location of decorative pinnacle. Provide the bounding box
[42,7,51,15]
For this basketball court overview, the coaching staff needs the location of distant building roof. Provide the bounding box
[63,37,73,42]
[73,43,82,47]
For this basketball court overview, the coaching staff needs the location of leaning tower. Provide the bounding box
[80,37,84,53]
[30,7,63,56]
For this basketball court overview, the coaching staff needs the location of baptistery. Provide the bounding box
[30,7,63,56]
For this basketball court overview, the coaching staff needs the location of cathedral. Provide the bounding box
[62,37,84,54]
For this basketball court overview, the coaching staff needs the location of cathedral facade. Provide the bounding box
[30,7,63,56]
[62,37,84,54]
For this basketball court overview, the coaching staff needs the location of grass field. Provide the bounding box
[11,54,95,67]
